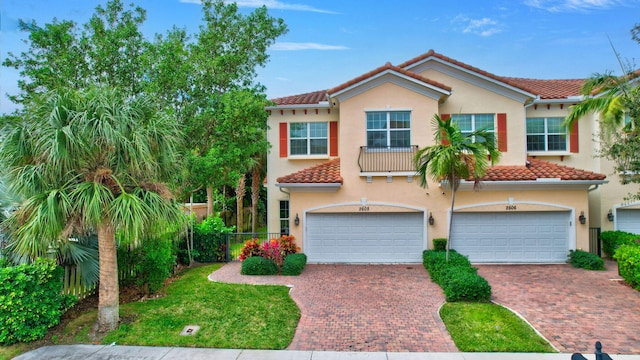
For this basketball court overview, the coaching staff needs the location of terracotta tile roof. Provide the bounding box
[327,62,451,95]
[474,158,606,181]
[271,90,328,106]
[276,158,343,184]
[499,77,584,99]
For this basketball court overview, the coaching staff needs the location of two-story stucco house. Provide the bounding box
[265,49,640,264]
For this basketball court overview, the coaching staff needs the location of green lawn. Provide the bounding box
[440,302,555,353]
[103,264,300,348]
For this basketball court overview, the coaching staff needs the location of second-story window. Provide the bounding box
[451,114,495,141]
[526,117,567,151]
[366,111,411,148]
[290,122,328,155]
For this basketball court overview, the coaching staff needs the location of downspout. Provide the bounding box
[588,184,600,192]
[523,97,539,157]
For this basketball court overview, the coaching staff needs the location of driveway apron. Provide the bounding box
[477,260,640,354]
[209,263,458,352]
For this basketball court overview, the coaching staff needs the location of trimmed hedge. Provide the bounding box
[568,250,605,270]
[281,253,307,276]
[241,256,278,275]
[423,250,491,302]
[614,244,640,289]
[433,238,447,251]
[0,259,77,345]
[601,230,639,258]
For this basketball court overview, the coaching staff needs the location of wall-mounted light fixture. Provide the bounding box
[428,212,435,226]
[294,214,300,226]
[607,209,614,222]
[578,211,586,225]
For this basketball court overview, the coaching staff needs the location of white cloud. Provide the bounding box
[452,15,502,37]
[523,0,626,12]
[270,42,349,51]
[179,0,337,14]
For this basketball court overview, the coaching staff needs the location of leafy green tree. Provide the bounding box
[2,0,148,104]
[0,87,184,332]
[150,0,287,213]
[564,24,640,197]
[414,115,500,260]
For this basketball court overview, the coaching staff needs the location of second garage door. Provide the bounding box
[306,212,424,263]
[617,209,640,235]
[451,211,570,263]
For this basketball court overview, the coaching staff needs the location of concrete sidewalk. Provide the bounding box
[13,345,640,360]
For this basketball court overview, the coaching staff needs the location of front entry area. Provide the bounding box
[451,211,570,263]
[305,212,424,263]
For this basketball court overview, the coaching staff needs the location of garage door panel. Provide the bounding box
[452,211,569,263]
[617,209,640,235]
[306,212,424,263]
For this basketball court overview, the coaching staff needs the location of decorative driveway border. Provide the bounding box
[209,263,458,352]
[477,260,640,354]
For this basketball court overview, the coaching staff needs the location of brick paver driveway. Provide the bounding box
[209,263,457,352]
[477,260,640,354]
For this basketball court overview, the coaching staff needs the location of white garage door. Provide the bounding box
[306,212,424,263]
[451,211,570,263]
[617,209,640,234]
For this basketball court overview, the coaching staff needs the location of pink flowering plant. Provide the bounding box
[239,236,300,273]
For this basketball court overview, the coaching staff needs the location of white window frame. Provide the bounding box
[365,110,411,150]
[526,117,568,153]
[451,114,496,142]
[289,122,328,156]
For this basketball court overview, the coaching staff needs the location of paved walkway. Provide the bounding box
[15,344,640,360]
[477,260,640,354]
[209,263,457,352]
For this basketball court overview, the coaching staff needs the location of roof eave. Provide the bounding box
[275,183,342,193]
[452,179,608,191]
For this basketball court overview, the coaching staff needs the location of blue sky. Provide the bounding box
[1,0,639,114]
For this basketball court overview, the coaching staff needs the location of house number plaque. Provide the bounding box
[505,205,517,211]
[359,206,370,212]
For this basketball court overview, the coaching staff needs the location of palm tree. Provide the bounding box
[0,87,184,332]
[564,71,640,135]
[249,151,267,233]
[414,114,500,261]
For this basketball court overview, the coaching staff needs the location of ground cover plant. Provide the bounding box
[102,264,299,348]
[440,302,555,352]
[423,250,491,302]
[568,250,605,270]
[0,264,300,359]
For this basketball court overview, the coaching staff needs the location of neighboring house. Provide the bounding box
[265,49,640,264]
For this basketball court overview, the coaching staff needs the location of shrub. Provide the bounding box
[281,253,307,276]
[241,256,278,275]
[239,238,264,261]
[278,235,300,257]
[613,244,640,289]
[0,259,77,345]
[433,238,447,251]
[601,230,639,258]
[422,250,491,302]
[568,250,605,270]
[192,214,234,262]
[136,237,176,294]
[443,271,492,302]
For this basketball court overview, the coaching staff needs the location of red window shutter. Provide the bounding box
[329,121,338,156]
[279,123,288,157]
[497,113,507,152]
[440,114,451,145]
[570,121,579,153]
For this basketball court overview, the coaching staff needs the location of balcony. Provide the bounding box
[357,146,418,173]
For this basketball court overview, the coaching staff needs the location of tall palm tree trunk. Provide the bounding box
[206,186,214,216]
[446,187,456,262]
[236,174,246,232]
[97,223,119,332]
[251,167,260,233]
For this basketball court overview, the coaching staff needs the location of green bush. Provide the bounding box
[136,237,176,294]
[241,256,278,275]
[433,238,447,251]
[614,244,640,289]
[0,259,77,345]
[422,250,491,302]
[281,253,307,276]
[601,230,639,258]
[443,270,492,302]
[568,250,605,270]
[193,214,234,262]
